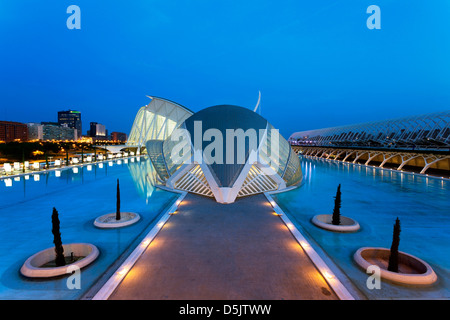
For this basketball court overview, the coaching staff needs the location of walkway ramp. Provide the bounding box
[109,193,337,300]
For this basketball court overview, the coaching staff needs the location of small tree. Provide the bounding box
[22,149,26,173]
[388,217,401,272]
[51,207,66,266]
[116,179,121,220]
[331,184,341,225]
[45,152,49,169]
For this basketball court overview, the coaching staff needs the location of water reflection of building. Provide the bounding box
[127,157,157,200]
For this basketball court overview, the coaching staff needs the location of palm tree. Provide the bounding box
[331,184,341,225]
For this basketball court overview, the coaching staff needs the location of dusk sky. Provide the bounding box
[1,1,449,138]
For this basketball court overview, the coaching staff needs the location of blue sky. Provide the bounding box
[1,1,449,138]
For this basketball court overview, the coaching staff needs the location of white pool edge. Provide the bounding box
[265,192,356,300]
[0,155,144,181]
[91,191,187,300]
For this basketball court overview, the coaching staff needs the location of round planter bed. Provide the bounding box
[94,212,140,229]
[20,243,99,278]
[354,247,437,285]
[311,214,360,232]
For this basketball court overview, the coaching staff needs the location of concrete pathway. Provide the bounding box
[109,193,337,300]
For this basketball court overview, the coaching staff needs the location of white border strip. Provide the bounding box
[0,155,143,181]
[265,192,355,300]
[91,191,187,300]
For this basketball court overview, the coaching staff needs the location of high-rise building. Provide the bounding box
[0,121,28,142]
[111,131,127,142]
[27,123,44,140]
[58,110,82,139]
[42,123,77,141]
[89,122,106,138]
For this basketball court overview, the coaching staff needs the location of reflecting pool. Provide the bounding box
[0,157,178,300]
[273,156,450,299]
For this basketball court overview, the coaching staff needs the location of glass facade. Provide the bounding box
[289,111,450,150]
[146,140,169,181]
[127,97,193,148]
[146,104,303,202]
[162,123,192,176]
[58,110,82,140]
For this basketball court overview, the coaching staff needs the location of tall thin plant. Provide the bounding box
[45,152,49,169]
[331,184,341,225]
[116,179,121,220]
[51,207,66,266]
[22,149,25,173]
[388,217,401,272]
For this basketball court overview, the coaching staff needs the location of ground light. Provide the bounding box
[92,191,187,300]
[265,192,355,300]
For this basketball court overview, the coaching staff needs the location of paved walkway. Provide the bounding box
[109,193,337,300]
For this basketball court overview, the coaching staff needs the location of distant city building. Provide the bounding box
[58,110,82,140]
[27,123,44,140]
[89,122,106,138]
[42,123,77,141]
[0,121,28,142]
[111,131,127,142]
[41,121,60,126]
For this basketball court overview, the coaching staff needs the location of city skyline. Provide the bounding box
[1,1,450,139]
[0,1,449,304]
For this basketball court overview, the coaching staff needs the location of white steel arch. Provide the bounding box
[127,96,193,149]
[290,111,450,150]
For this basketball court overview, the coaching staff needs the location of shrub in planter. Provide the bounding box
[331,184,341,225]
[116,179,121,220]
[388,217,401,272]
[51,207,66,267]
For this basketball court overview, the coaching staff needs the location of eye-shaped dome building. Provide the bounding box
[140,99,301,204]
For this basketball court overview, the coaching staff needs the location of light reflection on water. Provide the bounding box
[0,157,177,300]
[275,156,450,299]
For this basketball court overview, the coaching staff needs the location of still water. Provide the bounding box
[273,156,450,299]
[0,157,178,299]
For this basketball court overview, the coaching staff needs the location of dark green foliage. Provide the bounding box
[22,149,25,172]
[388,217,401,272]
[0,141,60,161]
[331,184,341,225]
[116,179,121,220]
[51,207,66,267]
[45,152,49,169]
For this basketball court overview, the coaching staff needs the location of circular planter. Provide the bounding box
[94,212,140,229]
[311,214,360,232]
[20,243,99,278]
[354,247,437,285]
